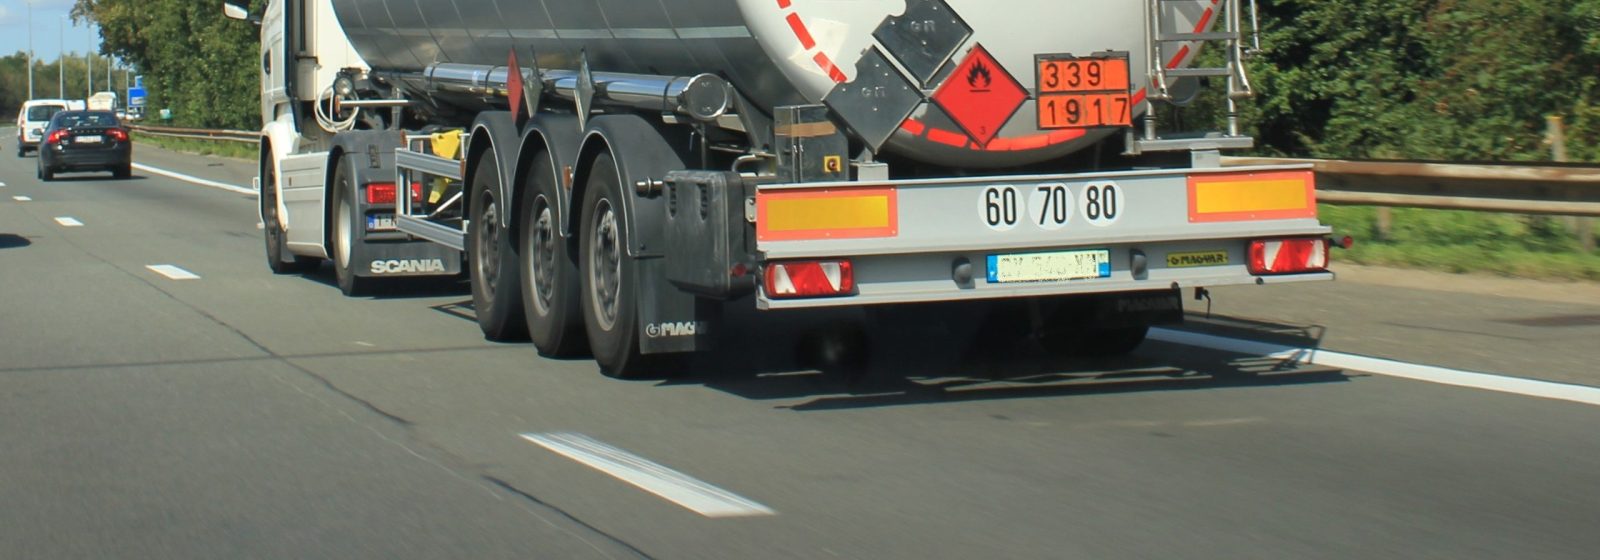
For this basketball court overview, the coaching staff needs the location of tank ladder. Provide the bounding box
[1132,0,1260,155]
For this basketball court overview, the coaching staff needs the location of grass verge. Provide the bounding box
[1321,205,1600,281]
[133,132,256,160]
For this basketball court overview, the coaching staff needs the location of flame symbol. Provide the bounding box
[967,59,993,90]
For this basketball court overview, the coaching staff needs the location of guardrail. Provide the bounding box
[1221,156,1600,218]
[128,124,259,143]
[125,125,1598,219]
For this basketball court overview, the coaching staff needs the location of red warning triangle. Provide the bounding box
[507,50,526,124]
[931,44,1028,148]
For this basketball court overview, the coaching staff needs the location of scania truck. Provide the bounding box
[228,0,1335,377]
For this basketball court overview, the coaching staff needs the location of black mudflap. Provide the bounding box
[636,257,718,355]
[353,241,463,278]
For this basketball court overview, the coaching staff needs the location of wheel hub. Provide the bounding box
[589,201,621,331]
[477,199,501,297]
[530,202,557,313]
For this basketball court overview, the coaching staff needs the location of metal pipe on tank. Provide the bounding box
[419,63,728,121]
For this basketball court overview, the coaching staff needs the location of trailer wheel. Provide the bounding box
[263,160,320,274]
[579,153,659,378]
[468,153,529,341]
[331,159,373,296]
[519,151,587,356]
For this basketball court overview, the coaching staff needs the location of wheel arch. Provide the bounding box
[513,114,583,244]
[568,114,689,258]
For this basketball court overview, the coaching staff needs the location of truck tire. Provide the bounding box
[331,158,373,296]
[262,161,320,274]
[579,153,658,378]
[468,152,529,341]
[518,151,587,356]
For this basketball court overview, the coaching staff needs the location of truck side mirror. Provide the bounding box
[223,2,261,26]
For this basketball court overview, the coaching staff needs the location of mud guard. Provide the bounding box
[328,130,463,278]
[577,115,713,355]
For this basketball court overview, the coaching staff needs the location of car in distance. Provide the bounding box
[16,99,79,157]
[37,111,133,181]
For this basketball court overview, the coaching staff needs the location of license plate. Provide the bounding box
[986,249,1111,283]
[366,214,397,231]
[76,135,103,144]
[1035,54,1132,130]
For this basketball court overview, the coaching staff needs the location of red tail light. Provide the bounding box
[365,182,423,205]
[1248,238,1329,275]
[765,260,855,298]
[107,128,128,142]
[46,130,69,145]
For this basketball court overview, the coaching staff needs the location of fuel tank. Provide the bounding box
[330,0,1220,168]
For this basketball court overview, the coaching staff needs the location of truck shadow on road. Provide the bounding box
[0,233,32,249]
[667,305,1352,411]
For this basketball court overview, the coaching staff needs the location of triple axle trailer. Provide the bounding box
[230,0,1334,377]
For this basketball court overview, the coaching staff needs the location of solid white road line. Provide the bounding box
[54,217,84,227]
[131,163,256,196]
[1150,328,1600,408]
[521,432,776,518]
[13,196,32,202]
[146,264,201,280]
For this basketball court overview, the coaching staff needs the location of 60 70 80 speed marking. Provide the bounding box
[979,182,1120,231]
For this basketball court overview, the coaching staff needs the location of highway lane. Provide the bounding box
[3,136,1600,559]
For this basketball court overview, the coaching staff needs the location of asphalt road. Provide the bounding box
[3,133,1600,559]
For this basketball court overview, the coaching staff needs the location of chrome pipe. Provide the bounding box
[420,63,729,121]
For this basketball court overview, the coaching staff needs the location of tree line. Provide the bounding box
[0,51,127,121]
[40,0,1600,160]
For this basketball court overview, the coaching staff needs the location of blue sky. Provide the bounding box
[0,0,103,61]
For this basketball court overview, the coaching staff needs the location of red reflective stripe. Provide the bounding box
[776,0,791,7]
[813,53,847,83]
[785,13,816,50]
[926,126,970,148]
[900,118,926,136]
[1167,45,1191,69]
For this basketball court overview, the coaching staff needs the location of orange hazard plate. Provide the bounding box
[1038,92,1133,129]
[1036,54,1133,130]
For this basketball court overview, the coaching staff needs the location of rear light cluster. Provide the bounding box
[764,260,854,299]
[107,128,128,142]
[365,182,423,205]
[46,130,70,145]
[1248,238,1329,275]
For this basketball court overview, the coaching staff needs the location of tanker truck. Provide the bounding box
[226,0,1335,378]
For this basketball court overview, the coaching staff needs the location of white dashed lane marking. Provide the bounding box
[521,432,776,518]
[54,217,84,227]
[146,265,201,281]
[13,196,31,202]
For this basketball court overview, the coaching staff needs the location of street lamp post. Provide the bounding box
[27,1,34,100]
[59,16,65,99]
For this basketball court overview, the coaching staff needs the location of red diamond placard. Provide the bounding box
[931,43,1028,148]
[507,49,526,124]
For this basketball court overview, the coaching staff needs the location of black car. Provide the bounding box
[37,111,133,181]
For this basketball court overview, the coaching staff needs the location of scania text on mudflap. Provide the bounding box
[228,0,1333,378]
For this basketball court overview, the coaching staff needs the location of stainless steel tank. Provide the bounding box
[330,0,1219,168]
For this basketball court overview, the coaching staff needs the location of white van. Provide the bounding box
[16,99,84,156]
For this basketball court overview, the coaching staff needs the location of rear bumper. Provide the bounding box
[42,145,131,169]
[753,164,1333,310]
